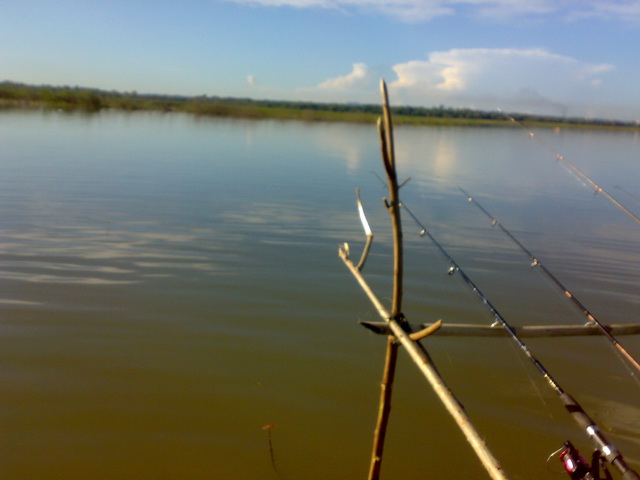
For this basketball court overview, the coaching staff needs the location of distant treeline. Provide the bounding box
[0,80,637,129]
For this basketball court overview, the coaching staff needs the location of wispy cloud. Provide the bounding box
[223,0,453,21]
[221,0,640,23]
[568,0,640,22]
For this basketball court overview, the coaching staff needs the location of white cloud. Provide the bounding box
[317,63,373,89]
[388,48,614,115]
[469,0,557,19]
[238,48,624,119]
[288,48,617,117]
[221,0,640,23]
[390,60,445,88]
[224,0,453,21]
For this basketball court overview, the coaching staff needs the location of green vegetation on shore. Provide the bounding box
[1,80,638,130]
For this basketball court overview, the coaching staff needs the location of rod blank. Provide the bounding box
[458,186,640,374]
[401,201,640,479]
[501,112,640,226]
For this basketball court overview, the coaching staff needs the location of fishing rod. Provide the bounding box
[499,111,640,226]
[400,200,640,480]
[457,186,640,376]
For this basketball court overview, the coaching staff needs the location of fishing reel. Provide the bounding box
[558,441,612,480]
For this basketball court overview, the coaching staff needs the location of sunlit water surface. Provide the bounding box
[2,110,640,479]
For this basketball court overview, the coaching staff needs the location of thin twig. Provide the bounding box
[409,319,442,341]
[376,84,403,318]
[368,80,418,480]
[263,424,281,477]
[367,80,405,480]
[356,188,374,271]
[368,336,398,480]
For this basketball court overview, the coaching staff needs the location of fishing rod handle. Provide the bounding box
[620,467,640,480]
[561,393,618,461]
[561,393,640,478]
[614,463,640,480]
[611,453,640,479]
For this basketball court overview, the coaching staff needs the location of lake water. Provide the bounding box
[2,110,640,479]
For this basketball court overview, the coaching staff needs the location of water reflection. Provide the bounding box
[395,127,461,181]
[2,111,640,479]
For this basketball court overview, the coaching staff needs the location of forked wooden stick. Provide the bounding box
[338,248,509,480]
[368,335,398,480]
[367,79,403,480]
[339,79,508,480]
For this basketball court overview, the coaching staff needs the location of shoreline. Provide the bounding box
[1,84,639,131]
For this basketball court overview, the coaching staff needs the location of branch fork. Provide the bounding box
[339,79,508,480]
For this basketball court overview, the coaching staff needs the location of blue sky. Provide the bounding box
[1,0,639,120]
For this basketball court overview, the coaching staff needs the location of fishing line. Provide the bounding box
[616,185,640,206]
[375,169,555,418]
[458,186,640,388]
[371,170,386,188]
[545,445,570,475]
[499,110,640,226]
[400,200,640,479]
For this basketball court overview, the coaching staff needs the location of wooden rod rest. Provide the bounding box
[360,321,640,338]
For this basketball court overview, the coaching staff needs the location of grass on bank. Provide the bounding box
[1,80,638,130]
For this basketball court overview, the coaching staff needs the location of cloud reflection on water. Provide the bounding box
[3,112,640,479]
[0,223,236,293]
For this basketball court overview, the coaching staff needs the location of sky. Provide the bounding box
[1,0,640,120]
